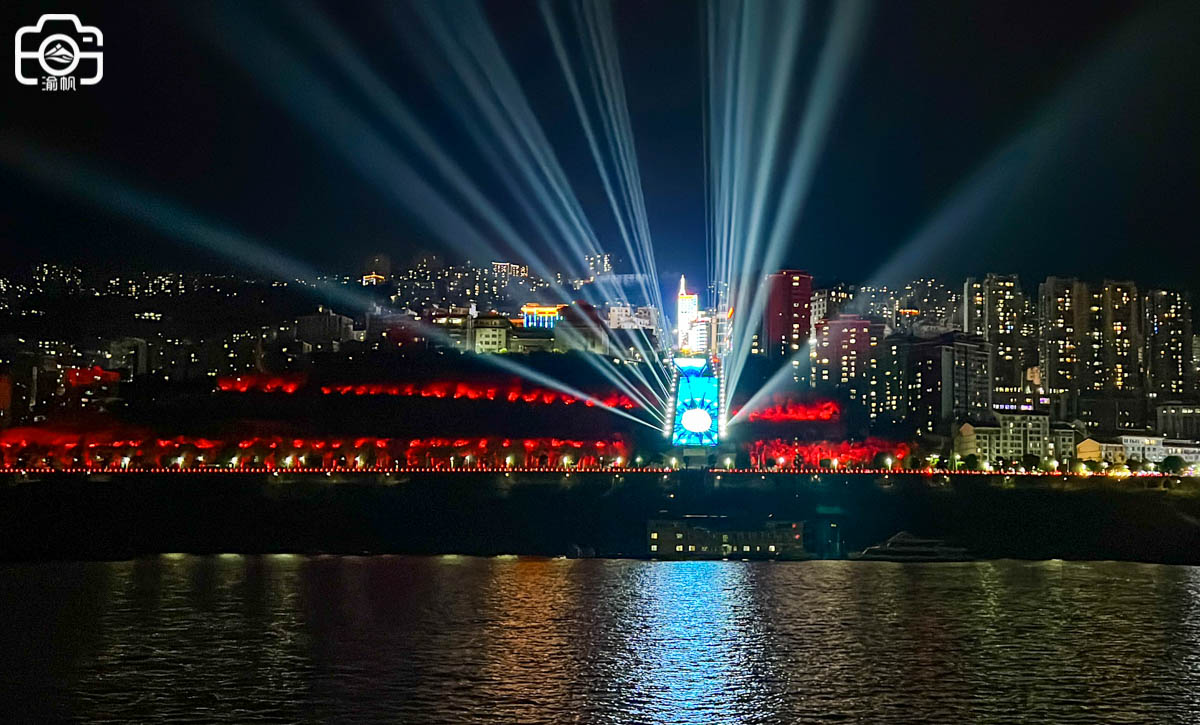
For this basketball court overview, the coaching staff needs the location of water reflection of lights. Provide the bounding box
[614,562,779,723]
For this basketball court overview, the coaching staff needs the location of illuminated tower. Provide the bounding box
[676,276,699,350]
[670,357,720,447]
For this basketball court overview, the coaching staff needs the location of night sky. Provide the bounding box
[1,0,1197,299]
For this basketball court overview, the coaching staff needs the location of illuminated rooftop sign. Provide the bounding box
[521,303,566,329]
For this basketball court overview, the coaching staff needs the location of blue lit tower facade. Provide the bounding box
[669,357,721,447]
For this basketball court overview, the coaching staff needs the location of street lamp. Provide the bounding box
[724,457,733,469]
[885,456,893,469]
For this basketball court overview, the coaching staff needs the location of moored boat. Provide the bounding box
[851,531,972,562]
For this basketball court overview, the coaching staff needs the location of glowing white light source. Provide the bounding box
[681,408,712,434]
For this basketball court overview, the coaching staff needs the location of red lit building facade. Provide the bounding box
[761,270,813,359]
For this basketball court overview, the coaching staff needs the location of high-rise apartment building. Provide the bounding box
[812,313,884,415]
[685,315,711,354]
[875,331,992,434]
[762,270,813,358]
[676,276,699,350]
[1039,278,1145,408]
[812,314,883,386]
[1143,289,1193,397]
[895,278,960,332]
[1038,276,1085,398]
[963,274,1025,392]
[809,283,857,337]
[1095,281,1141,393]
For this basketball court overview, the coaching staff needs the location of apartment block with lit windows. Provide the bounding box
[874,331,992,434]
[1143,289,1193,398]
[811,314,884,416]
[1037,276,1085,400]
[762,270,813,359]
[1038,278,1155,418]
[809,283,858,336]
[964,274,1026,393]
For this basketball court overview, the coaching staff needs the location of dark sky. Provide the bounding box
[1,0,1197,300]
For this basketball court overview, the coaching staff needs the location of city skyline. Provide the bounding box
[5,254,1196,435]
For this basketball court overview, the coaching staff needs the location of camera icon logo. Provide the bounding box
[14,14,104,87]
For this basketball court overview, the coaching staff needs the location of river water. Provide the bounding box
[1,556,1199,723]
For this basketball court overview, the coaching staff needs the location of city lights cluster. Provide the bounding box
[214,373,642,409]
[746,438,910,469]
[744,399,841,423]
[0,466,669,475]
[320,382,639,409]
[216,373,307,393]
[0,429,629,471]
[64,366,121,387]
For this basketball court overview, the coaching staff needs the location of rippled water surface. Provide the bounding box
[2,557,1200,723]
